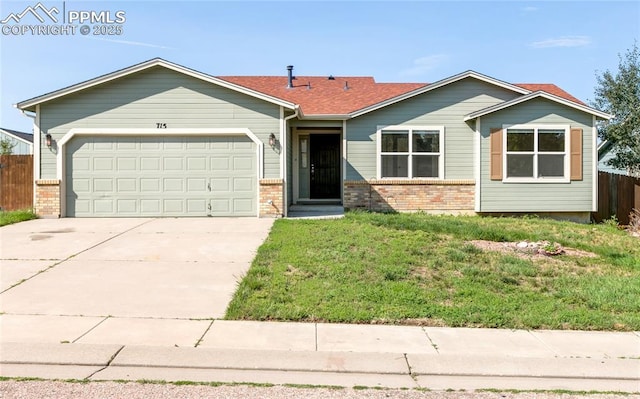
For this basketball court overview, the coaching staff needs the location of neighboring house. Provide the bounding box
[16,58,611,220]
[597,140,636,176]
[0,128,33,155]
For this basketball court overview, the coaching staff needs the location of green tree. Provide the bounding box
[593,42,640,176]
[0,138,15,155]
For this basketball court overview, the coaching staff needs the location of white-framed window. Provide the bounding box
[377,125,444,179]
[503,124,570,182]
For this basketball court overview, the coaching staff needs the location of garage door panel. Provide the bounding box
[141,158,161,171]
[233,139,254,150]
[94,199,114,214]
[117,178,137,192]
[210,199,230,213]
[164,157,184,171]
[140,199,160,213]
[163,199,184,213]
[211,178,230,192]
[140,140,160,150]
[233,156,254,171]
[233,177,254,192]
[73,157,90,172]
[93,179,113,192]
[187,141,207,150]
[187,178,207,193]
[187,199,207,213]
[117,141,137,150]
[72,179,91,193]
[141,178,161,193]
[68,198,90,214]
[163,178,184,192]
[163,137,183,150]
[117,157,137,171]
[234,198,254,213]
[188,157,207,171]
[211,156,230,171]
[117,199,138,213]
[211,139,232,150]
[93,141,115,151]
[66,135,257,217]
[93,158,113,171]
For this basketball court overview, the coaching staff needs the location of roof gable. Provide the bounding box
[16,58,296,112]
[0,128,33,144]
[348,71,533,118]
[463,91,612,121]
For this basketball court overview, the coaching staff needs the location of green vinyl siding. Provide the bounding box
[479,98,594,212]
[345,78,520,180]
[38,66,281,180]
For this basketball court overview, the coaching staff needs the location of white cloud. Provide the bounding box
[400,54,449,77]
[86,37,173,49]
[531,36,591,48]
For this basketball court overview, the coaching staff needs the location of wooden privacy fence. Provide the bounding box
[0,155,33,211]
[593,171,640,225]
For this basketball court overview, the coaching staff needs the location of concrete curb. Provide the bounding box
[1,342,638,392]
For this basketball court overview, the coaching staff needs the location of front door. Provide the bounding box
[309,134,341,199]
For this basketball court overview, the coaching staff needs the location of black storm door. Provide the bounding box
[309,134,341,199]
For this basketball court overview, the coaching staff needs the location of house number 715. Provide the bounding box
[156,123,167,129]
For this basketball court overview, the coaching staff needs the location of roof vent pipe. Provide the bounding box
[287,65,294,88]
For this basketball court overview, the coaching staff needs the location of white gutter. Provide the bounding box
[281,106,300,217]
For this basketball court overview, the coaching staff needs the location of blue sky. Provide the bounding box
[1,0,638,132]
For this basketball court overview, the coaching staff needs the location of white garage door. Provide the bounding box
[65,135,257,217]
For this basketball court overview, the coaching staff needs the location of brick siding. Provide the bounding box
[259,179,284,217]
[35,179,60,218]
[344,179,475,212]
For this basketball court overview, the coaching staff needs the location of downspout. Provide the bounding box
[281,106,299,218]
[19,108,38,211]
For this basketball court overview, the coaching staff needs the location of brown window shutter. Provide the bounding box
[570,128,583,180]
[490,128,503,180]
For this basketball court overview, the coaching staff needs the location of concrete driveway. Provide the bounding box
[0,218,273,345]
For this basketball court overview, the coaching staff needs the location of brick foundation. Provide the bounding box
[344,179,475,212]
[35,179,61,218]
[259,179,284,217]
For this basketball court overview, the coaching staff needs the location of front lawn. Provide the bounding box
[0,209,36,227]
[226,212,640,331]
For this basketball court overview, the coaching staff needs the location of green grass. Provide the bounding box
[0,209,36,227]
[226,212,640,331]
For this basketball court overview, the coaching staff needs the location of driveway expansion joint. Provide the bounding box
[194,320,215,348]
[72,316,111,343]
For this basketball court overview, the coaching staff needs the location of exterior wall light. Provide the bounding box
[45,133,52,147]
[269,133,276,148]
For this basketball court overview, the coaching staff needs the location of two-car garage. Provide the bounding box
[64,134,258,217]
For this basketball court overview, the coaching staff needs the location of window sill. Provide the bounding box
[502,178,570,184]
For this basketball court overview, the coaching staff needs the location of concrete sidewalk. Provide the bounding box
[1,320,639,392]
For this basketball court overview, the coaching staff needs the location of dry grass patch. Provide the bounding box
[467,240,597,259]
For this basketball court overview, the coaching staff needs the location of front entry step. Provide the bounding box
[288,205,344,219]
